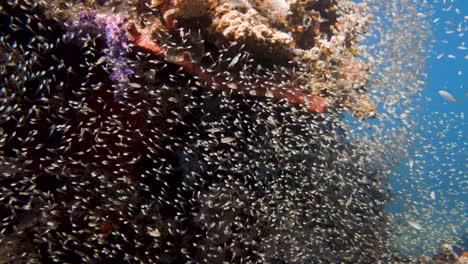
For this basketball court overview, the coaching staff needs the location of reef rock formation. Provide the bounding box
[1,0,391,263]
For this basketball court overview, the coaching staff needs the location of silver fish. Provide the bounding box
[438,90,458,102]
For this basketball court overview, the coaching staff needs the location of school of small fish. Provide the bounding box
[0,0,465,262]
[355,0,466,257]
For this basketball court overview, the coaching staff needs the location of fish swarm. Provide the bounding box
[0,0,403,263]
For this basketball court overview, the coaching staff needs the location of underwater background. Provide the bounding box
[0,0,466,263]
[382,0,466,257]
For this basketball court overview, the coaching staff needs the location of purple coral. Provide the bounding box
[65,11,133,97]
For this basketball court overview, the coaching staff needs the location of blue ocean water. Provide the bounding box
[344,0,466,256]
[383,0,467,256]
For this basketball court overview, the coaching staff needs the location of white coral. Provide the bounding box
[260,0,291,20]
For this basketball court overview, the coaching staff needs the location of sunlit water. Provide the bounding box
[352,0,466,256]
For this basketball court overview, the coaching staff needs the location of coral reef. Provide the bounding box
[211,2,294,51]
[133,0,375,117]
[66,11,135,97]
[0,0,407,263]
[126,21,328,113]
[192,0,375,117]
[419,244,468,264]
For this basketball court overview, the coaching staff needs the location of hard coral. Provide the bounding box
[173,0,210,19]
[256,0,291,24]
[37,0,377,117]
[420,243,467,264]
[211,3,294,48]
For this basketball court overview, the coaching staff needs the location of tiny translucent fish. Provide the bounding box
[430,191,436,200]
[345,190,356,207]
[147,228,161,237]
[267,116,277,127]
[95,56,107,65]
[408,220,423,230]
[438,90,458,102]
[206,128,222,133]
[227,82,237,89]
[128,82,142,88]
[221,137,236,143]
[228,53,241,69]
[168,97,178,103]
